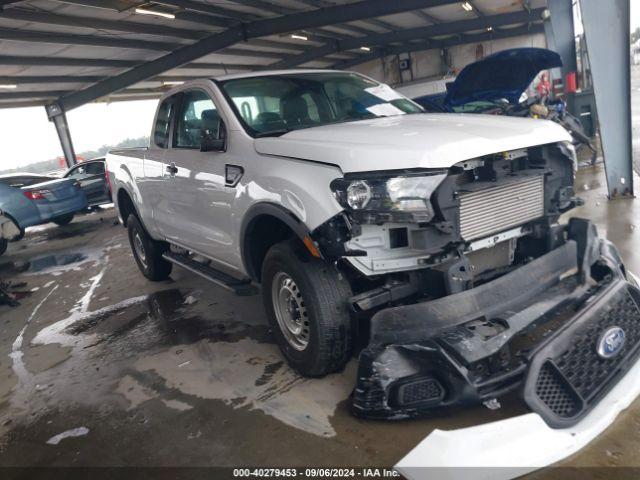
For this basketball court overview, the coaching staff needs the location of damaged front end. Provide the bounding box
[353,218,640,426]
[310,140,640,426]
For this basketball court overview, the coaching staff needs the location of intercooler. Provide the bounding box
[459,175,545,241]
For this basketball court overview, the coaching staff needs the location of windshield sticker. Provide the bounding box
[365,84,404,102]
[366,103,405,116]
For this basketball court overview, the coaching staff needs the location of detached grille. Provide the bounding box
[555,288,640,400]
[459,176,544,241]
[526,285,640,426]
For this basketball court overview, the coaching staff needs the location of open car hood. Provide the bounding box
[443,48,563,107]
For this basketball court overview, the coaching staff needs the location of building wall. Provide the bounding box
[351,32,547,86]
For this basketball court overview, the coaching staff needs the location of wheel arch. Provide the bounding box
[116,188,138,227]
[240,203,313,282]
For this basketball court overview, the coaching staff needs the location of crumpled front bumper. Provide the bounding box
[352,219,640,429]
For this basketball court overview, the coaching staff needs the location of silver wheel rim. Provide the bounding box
[133,232,148,269]
[271,272,310,351]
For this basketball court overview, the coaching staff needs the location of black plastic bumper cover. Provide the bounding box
[352,219,640,426]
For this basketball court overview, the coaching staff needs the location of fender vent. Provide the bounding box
[459,176,544,241]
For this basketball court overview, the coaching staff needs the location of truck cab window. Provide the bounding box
[154,97,174,148]
[174,90,218,149]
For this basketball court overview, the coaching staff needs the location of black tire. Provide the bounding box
[262,240,352,377]
[0,239,7,256]
[52,213,74,226]
[126,214,172,281]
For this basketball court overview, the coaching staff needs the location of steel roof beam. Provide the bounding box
[204,0,379,41]
[331,23,544,69]
[52,0,375,50]
[2,87,180,100]
[57,0,235,27]
[0,28,301,59]
[0,73,261,84]
[3,3,336,54]
[467,1,486,17]
[0,27,181,50]
[294,0,396,31]
[270,8,544,68]
[153,0,252,19]
[56,0,139,11]
[0,7,207,39]
[0,55,257,70]
[49,0,356,53]
[413,9,441,24]
[0,100,52,109]
[54,0,463,111]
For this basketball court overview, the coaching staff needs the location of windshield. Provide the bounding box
[219,72,423,137]
[451,100,505,113]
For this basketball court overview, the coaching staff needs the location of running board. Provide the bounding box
[162,251,257,296]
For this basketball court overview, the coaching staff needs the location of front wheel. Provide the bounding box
[127,214,172,281]
[262,240,352,377]
[52,213,74,226]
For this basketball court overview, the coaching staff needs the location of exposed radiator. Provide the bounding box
[459,176,545,241]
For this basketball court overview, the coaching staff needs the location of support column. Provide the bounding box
[45,102,76,168]
[547,0,577,77]
[542,10,562,86]
[580,0,634,198]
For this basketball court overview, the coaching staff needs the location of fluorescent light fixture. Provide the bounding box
[461,2,473,11]
[162,80,184,86]
[135,7,175,19]
[290,33,308,41]
[360,46,371,52]
[0,84,17,89]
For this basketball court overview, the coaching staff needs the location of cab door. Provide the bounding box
[143,93,178,236]
[161,88,237,268]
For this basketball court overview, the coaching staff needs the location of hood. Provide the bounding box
[444,48,563,107]
[254,113,571,173]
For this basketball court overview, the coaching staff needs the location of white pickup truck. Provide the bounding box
[108,70,640,430]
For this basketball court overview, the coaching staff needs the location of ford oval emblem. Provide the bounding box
[597,327,626,359]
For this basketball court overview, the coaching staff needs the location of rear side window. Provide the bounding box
[154,97,175,148]
[173,90,218,149]
[84,162,105,174]
[68,162,104,177]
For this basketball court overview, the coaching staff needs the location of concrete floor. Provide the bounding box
[0,165,638,476]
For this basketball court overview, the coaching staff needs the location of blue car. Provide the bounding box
[0,173,88,235]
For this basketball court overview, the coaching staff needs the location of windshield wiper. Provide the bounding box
[255,129,292,138]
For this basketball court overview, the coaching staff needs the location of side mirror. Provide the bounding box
[201,110,226,152]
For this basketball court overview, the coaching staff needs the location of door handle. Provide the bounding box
[166,163,178,175]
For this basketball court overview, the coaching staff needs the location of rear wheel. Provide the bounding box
[52,213,74,226]
[262,240,352,377]
[127,214,172,281]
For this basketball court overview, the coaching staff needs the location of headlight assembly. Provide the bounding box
[331,171,447,223]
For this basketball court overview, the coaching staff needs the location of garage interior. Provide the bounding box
[0,0,638,476]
